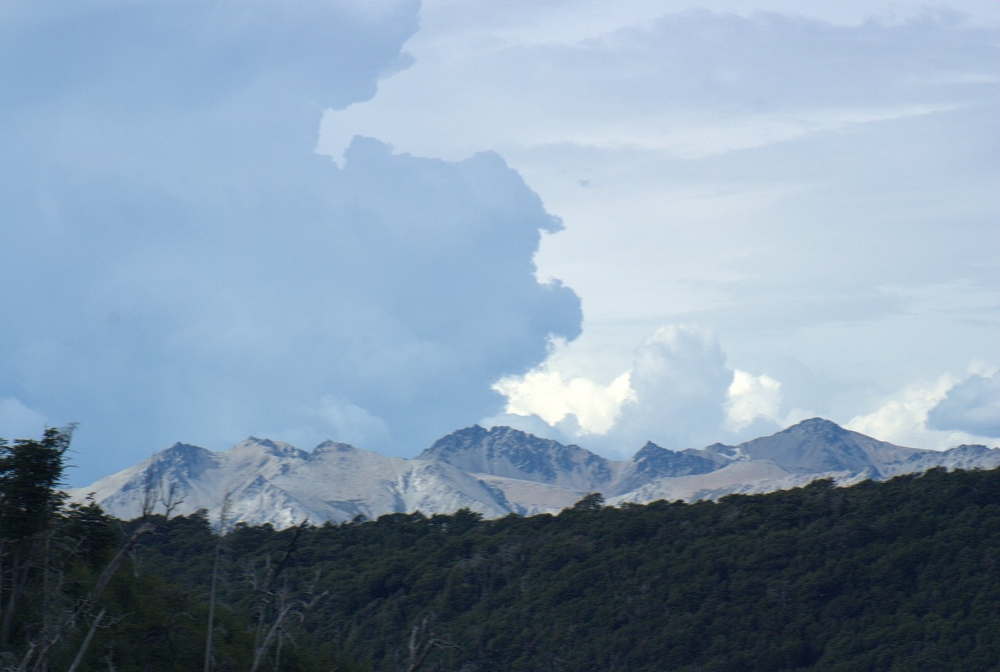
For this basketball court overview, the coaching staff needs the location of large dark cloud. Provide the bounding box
[0,0,582,483]
[927,374,1000,438]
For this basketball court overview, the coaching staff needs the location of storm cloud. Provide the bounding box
[325,2,999,450]
[0,0,581,483]
[927,373,1000,438]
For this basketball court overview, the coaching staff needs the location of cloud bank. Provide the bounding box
[490,325,998,456]
[844,365,1000,449]
[3,1,994,482]
[488,325,789,456]
[0,0,581,483]
[323,4,999,444]
[927,372,1000,438]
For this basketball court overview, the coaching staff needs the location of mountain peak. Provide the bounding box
[162,441,209,455]
[149,442,217,479]
[784,417,846,434]
[634,441,665,459]
[419,425,613,489]
[610,441,720,494]
[234,437,305,458]
[73,419,1000,530]
[419,425,569,460]
[424,425,489,453]
[155,442,212,462]
[312,440,359,455]
[726,417,879,475]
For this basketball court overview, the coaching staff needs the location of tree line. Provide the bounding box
[4,428,1000,670]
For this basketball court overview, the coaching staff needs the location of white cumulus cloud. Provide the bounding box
[490,325,787,455]
[847,370,998,448]
[493,369,635,435]
[726,370,783,431]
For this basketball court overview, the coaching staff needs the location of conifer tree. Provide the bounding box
[0,426,73,649]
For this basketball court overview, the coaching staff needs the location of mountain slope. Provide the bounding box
[76,437,515,526]
[73,419,1000,527]
[610,441,720,495]
[694,418,913,476]
[420,426,725,496]
[418,425,616,491]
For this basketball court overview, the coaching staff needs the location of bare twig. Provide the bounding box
[250,521,307,654]
[66,607,106,672]
[248,569,327,672]
[203,493,232,672]
[160,481,184,519]
[404,614,459,672]
[16,471,176,672]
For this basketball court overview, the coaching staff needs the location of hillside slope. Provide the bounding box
[134,466,1000,672]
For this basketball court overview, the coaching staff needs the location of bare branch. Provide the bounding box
[203,492,232,672]
[403,613,459,672]
[66,607,106,672]
[248,566,327,672]
[160,481,184,519]
[139,472,159,519]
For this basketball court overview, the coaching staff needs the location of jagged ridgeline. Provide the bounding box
[73,419,1000,527]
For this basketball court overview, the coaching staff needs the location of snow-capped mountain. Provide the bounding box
[72,419,1000,527]
[78,437,513,527]
[692,418,924,476]
[418,425,616,491]
[609,419,1000,505]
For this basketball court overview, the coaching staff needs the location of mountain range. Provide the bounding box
[72,418,1000,527]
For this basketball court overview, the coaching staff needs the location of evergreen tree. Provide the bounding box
[0,426,72,541]
[0,426,73,651]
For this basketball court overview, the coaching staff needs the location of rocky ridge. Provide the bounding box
[73,419,1000,527]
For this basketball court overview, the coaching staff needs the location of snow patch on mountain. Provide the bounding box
[72,419,1000,528]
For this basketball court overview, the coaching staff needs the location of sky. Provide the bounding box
[1,0,997,486]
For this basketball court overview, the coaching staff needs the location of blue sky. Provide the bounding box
[1,0,998,485]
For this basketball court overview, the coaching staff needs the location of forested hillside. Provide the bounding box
[5,428,1000,671]
[136,466,1000,671]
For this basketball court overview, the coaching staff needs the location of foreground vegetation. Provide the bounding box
[4,428,1000,670]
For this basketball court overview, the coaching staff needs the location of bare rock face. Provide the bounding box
[73,419,999,528]
[418,425,616,491]
[75,436,514,526]
[694,418,920,476]
[611,442,720,496]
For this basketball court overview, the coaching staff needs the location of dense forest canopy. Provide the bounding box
[3,428,1000,671]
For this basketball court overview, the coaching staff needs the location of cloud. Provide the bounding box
[846,376,954,447]
[316,396,392,449]
[846,370,999,448]
[490,325,787,455]
[493,368,635,434]
[0,398,48,441]
[0,0,581,483]
[726,370,783,430]
[927,372,1000,438]
[613,326,730,446]
[319,5,999,434]
[322,10,1000,161]
[604,325,789,450]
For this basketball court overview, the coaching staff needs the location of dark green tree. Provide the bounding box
[0,426,73,541]
[0,425,74,649]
